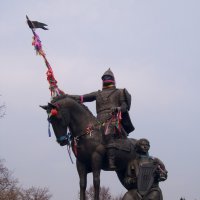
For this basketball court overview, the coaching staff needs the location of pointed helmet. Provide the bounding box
[101,68,115,82]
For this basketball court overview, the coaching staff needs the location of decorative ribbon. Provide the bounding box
[67,145,74,164]
[48,121,51,137]
[104,111,122,136]
[80,95,84,103]
[32,33,45,56]
[116,110,122,132]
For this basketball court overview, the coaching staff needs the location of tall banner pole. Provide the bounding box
[26,15,64,98]
[26,16,74,163]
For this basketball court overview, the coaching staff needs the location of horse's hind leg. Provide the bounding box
[92,152,102,200]
[122,189,141,200]
[76,160,87,200]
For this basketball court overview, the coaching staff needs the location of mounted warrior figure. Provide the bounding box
[71,68,135,169]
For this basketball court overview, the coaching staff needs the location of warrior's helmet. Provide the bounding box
[101,68,115,86]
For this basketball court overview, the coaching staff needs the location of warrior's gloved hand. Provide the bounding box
[155,166,168,182]
[111,107,121,113]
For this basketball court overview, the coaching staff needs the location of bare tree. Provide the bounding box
[0,159,18,192]
[83,185,123,200]
[0,159,19,199]
[19,187,52,200]
[0,159,52,200]
[86,185,111,200]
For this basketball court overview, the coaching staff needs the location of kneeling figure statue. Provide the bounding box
[122,138,168,200]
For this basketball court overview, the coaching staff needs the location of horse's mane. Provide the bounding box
[51,94,97,121]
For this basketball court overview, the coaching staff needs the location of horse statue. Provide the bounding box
[41,95,138,200]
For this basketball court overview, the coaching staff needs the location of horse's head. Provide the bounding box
[41,95,98,147]
[40,100,70,146]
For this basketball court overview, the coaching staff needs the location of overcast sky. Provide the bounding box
[0,0,200,199]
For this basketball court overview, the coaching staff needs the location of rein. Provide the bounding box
[57,131,74,163]
[72,124,102,156]
[72,111,122,156]
[47,114,74,163]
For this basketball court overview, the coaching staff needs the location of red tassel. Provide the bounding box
[51,109,58,116]
[117,111,122,132]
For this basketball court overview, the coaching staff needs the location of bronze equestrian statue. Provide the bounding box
[40,69,167,200]
[41,95,137,200]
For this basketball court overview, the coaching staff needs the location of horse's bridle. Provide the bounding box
[47,105,70,144]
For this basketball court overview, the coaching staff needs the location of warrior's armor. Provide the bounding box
[80,68,134,135]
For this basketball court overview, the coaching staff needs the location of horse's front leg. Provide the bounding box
[76,159,87,200]
[92,152,102,200]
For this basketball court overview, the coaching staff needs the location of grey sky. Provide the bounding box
[0,0,200,199]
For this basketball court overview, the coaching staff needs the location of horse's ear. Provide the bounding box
[40,105,48,110]
[48,102,58,109]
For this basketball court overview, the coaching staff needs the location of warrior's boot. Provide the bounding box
[107,148,116,170]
